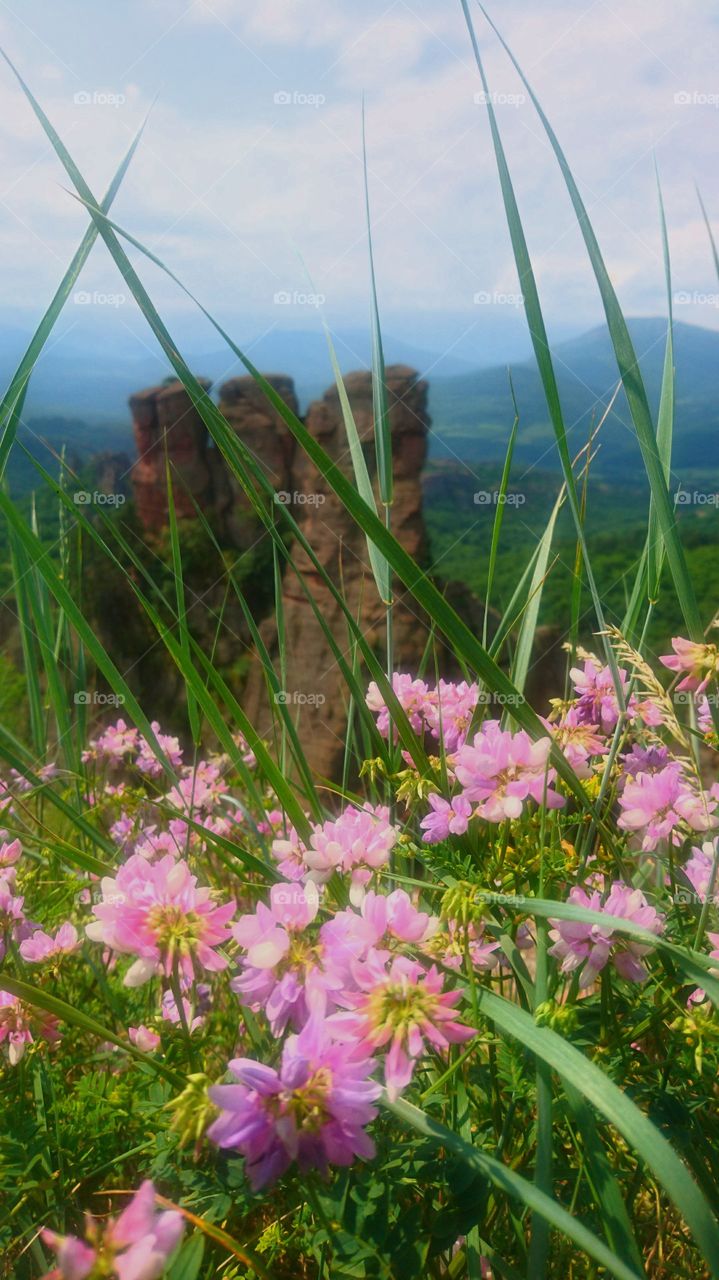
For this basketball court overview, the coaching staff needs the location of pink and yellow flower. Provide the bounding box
[328,951,475,1099]
[207,1015,381,1189]
[86,853,234,986]
[41,1180,184,1280]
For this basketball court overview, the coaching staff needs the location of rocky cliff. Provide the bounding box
[128,368,552,779]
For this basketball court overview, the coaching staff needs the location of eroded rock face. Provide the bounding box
[241,366,433,779]
[127,367,564,778]
[217,375,298,545]
[129,379,214,530]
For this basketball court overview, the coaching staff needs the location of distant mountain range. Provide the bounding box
[427,317,719,478]
[4,315,719,494]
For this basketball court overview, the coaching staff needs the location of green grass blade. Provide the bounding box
[0,976,183,1087]
[0,106,148,477]
[386,1096,643,1280]
[647,165,675,599]
[472,2,703,642]
[483,382,519,648]
[477,987,719,1275]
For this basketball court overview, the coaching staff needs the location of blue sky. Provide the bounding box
[1,0,718,366]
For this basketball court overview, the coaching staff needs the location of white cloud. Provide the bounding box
[0,0,716,357]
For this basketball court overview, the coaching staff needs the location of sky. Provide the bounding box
[0,0,718,369]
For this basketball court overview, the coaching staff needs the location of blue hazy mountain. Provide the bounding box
[3,315,719,493]
[427,317,719,476]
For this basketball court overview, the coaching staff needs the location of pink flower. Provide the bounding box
[454,721,564,823]
[271,823,307,882]
[366,673,430,737]
[660,637,719,694]
[161,988,205,1033]
[569,660,633,732]
[425,679,480,752]
[231,881,332,1035]
[304,804,399,905]
[83,719,139,766]
[328,952,475,1099]
[366,674,480,752]
[682,840,718,904]
[20,922,80,964]
[0,989,60,1064]
[135,723,184,777]
[207,1015,381,1189]
[0,879,31,960]
[618,765,717,851]
[549,882,664,987]
[129,1025,161,1052]
[41,1180,184,1280]
[0,837,22,882]
[86,854,235,986]
[319,890,438,984]
[165,762,224,814]
[545,707,607,777]
[420,794,472,843]
[427,919,500,973]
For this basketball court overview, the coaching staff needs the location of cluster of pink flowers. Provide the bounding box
[272,803,399,904]
[618,763,718,851]
[208,1016,382,1189]
[218,876,477,1182]
[660,636,719,695]
[86,853,235,986]
[41,1180,184,1280]
[549,881,664,987]
[0,989,60,1064]
[421,719,564,841]
[366,673,480,752]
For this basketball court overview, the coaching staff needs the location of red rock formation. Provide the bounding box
[242,366,432,779]
[217,375,298,546]
[129,379,214,530]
